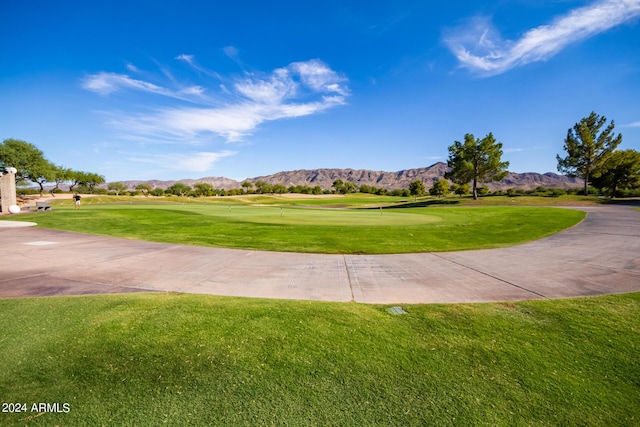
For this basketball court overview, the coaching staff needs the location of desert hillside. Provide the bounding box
[115,162,581,191]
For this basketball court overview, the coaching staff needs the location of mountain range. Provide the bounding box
[115,162,582,191]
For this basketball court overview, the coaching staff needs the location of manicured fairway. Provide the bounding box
[0,293,638,426]
[3,204,585,253]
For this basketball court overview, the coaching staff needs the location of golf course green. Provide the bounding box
[2,196,586,253]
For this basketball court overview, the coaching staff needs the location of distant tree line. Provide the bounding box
[97,181,414,198]
[91,180,598,199]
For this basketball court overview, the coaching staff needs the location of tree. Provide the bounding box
[343,182,357,194]
[557,112,622,196]
[68,170,87,193]
[166,182,191,196]
[409,180,425,200]
[135,184,152,197]
[254,181,272,194]
[445,133,509,200]
[0,138,45,183]
[590,149,640,197]
[332,179,344,194]
[193,183,214,197]
[80,172,105,194]
[451,182,470,196]
[0,138,57,194]
[429,179,449,197]
[50,166,73,196]
[241,181,253,193]
[30,163,57,196]
[272,184,287,194]
[108,182,128,196]
[359,184,372,194]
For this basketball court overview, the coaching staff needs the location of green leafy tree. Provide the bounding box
[254,181,272,194]
[68,170,87,193]
[451,182,470,196]
[375,187,388,195]
[429,179,449,197]
[193,183,214,197]
[30,163,57,196]
[557,112,622,196]
[272,184,287,194]
[288,185,314,194]
[80,172,106,194]
[445,133,509,200]
[108,182,128,196]
[343,182,357,194]
[359,184,372,194]
[49,166,72,196]
[409,180,425,200]
[332,179,344,194]
[150,188,165,196]
[241,181,253,193]
[590,149,640,197]
[0,138,44,183]
[135,184,152,197]
[0,138,58,194]
[166,182,191,196]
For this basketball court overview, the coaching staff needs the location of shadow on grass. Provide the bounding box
[363,199,462,210]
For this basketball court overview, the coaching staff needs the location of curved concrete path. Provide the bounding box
[0,205,638,303]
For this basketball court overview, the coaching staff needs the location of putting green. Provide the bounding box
[207,205,442,226]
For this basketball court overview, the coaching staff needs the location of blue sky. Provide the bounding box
[1,0,639,182]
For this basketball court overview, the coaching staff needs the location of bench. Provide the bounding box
[36,202,52,212]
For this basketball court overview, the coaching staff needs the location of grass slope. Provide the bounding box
[1,293,638,426]
[4,204,585,254]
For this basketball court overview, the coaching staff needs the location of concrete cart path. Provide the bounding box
[0,205,638,303]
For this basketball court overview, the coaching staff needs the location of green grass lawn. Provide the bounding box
[1,292,638,426]
[3,203,585,253]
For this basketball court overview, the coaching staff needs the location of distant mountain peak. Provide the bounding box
[111,163,581,191]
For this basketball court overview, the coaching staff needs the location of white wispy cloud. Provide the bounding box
[83,57,350,143]
[289,60,350,96]
[175,53,221,79]
[223,46,239,60]
[175,54,195,65]
[444,0,640,76]
[622,121,640,127]
[82,71,212,104]
[82,72,171,96]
